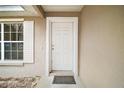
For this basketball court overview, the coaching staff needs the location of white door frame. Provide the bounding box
[46,17,78,76]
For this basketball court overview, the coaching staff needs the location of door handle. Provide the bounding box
[52,44,54,50]
[52,47,54,50]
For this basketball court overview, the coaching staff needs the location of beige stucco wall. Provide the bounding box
[0,17,46,77]
[79,6,124,87]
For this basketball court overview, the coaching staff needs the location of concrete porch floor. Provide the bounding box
[36,70,84,88]
[36,76,84,88]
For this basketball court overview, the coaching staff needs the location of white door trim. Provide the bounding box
[46,17,78,76]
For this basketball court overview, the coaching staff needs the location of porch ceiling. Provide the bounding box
[0,5,84,18]
[42,5,84,12]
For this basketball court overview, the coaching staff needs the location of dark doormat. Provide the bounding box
[53,76,76,84]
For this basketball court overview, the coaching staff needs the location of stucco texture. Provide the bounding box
[0,17,46,77]
[79,6,124,88]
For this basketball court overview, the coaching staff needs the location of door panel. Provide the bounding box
[52,22,73,70]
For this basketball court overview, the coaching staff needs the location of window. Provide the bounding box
[0,22,23,61]
[0,20,34,64]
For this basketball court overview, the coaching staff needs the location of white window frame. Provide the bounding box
[0,18,24,64]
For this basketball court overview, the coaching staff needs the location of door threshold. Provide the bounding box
[50,70,74,76]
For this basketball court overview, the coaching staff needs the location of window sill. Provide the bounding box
[0,61,24,66]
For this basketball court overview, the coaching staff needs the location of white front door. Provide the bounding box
[52,22,73,70]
